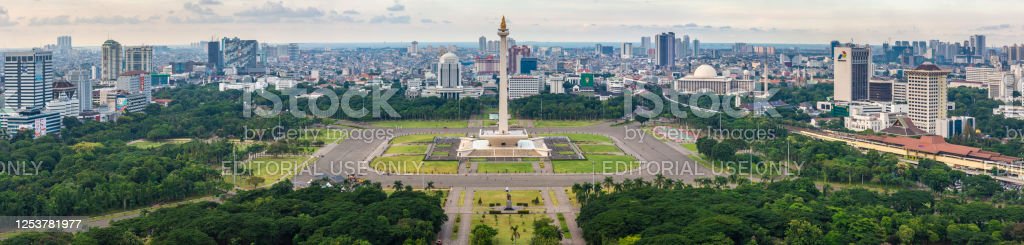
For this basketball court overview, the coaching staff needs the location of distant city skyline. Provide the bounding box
[1,0,1024,48]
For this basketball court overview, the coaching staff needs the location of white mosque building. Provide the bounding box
[673,64,755,95]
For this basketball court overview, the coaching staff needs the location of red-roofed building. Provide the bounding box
[862,135,1020,164]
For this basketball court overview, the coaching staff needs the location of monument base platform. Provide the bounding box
[455,129,551,158]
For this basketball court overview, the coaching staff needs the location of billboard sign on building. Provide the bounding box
[116,95,129,112]
[33,118,47,137]
[580,73,595,88]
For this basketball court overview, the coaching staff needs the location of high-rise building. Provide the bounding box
[509,45,531,74]
[475,55,499,74]
[640,36,651,53]
[906,62,949,135]
[3,50,54,111]
[833,45,870,102]
[519,57,538,75]
[971,34,986,62]
[674,38,684,59]
[57,36,72,56]
[407,41,418,55]
[479,36,487,53]
[222,37,260,71]
[509,75,541,99]
[682,35,691,58]
[692,39,700,58]
[101,40,123,81]
[621,42,632,59]
[867,80,893,102]
[437,52,460,88]
[124,46,153,72]
[288,43,300,60]
[829,40,841,58]
[207,41,223,74]
[655,32,676,69]
[892,80,908,104]
[67,69,92,112]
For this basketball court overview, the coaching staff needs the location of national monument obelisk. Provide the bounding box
[497,16,511,134]
[454,16,550,158]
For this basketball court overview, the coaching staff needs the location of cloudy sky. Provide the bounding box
[0,0,1022,48]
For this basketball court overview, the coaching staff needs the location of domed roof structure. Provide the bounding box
[439,52,459,64]
[52,80,76,98]
[692,64,718,78]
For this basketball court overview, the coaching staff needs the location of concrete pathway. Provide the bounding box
[541,159,554,174]
[553,189,585,244]
[456,189,475,245]
[438,188,461,244]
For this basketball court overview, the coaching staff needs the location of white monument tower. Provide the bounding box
[454,16,550,158]
[498,16,511,134]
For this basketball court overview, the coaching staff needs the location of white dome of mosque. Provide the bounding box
[439,52,459,64]
[692,64,718,78]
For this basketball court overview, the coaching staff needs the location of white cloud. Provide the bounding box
[386,2,405,12]
[29,15,71,26]
[0,6,17,26]
[327,10,361,23]
[75,16,149,25]
[171,2,232,24]
[235,1,324,22]
[370,14,409,24]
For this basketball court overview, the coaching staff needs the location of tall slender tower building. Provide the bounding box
[207,41,222,74]
[497,16,511,134]
[833,45,870,102]
[621,42,633,59]
[640,36,651,53]
[101,40,123,81]
[682,35,691,58]
[654,32,676,70]
[906,62,949,135]
[479,36,487,53]
[692,39,700,58]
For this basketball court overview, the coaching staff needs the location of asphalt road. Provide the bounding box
[291,121,717,188]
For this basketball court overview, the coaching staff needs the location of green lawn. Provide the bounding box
[552,155,639,174]
[556,213,572,238]
[539,133,613,144]
[682,143,698,153]
[227,155,310,187]
[477,163,535,173]
[472,214,547,245]
[534,120,601,128]
[390,134,463,144]
[579,144,622,154]
[370,156,458,174]
[385,145,429,155]
[371,120,467,128]
[473,190,545,212]
[128,138,193,149]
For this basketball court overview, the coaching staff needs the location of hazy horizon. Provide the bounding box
[1,0,1023,49]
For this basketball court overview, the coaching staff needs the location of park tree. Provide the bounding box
[471,224,498,245]
[784,219,823,245]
